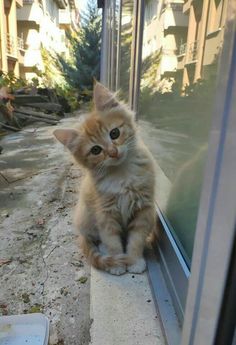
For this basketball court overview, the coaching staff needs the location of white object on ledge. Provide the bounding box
[0,313,49,345]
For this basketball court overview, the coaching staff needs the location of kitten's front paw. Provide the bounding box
[107,266,126,276]
[127,258,146,274]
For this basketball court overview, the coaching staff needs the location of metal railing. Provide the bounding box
[17,36,24,50]
[6,34,16,56]
[170,3,183,11]
[188,40,198,62]
[161,47,175,55]
[163,2,183,12]
[177,41,198,62]
[23,0,34,4]
[178,42,187,56]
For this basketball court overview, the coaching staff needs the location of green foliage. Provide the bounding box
[56,84,79,111]
[39,48,79,110]
[57,0,102,101]
[32,1,102,108]
[139,60,218,134]
[0,71,26,91]
[140,50,161,91]
[119,18,133,101]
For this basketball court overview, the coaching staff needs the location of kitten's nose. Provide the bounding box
[108,146,118,158]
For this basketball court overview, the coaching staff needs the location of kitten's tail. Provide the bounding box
[80,236,131,270]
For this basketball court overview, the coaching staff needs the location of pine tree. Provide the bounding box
[58,1,102,101]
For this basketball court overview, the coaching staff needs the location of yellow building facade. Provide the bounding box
[178,0,228,87]
[0,0,24,77]
[141,0,228,91]
[0,0,78,81]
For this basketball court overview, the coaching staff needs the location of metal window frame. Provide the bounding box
[110,0,116,90]
[100,9,106,84]
[115,0,122,91]
[132,0,145,114]
[156,209,190,324]
[100,1,109,85]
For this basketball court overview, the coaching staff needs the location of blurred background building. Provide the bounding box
[142,0,227,92]
[0,0,80,80]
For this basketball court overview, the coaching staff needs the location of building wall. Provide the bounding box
[0,0,78,80]
[179,0,228,88]
[141,0,227,91]
[16,0,78,81]
[0,0,23,77]
[142,0,188,91]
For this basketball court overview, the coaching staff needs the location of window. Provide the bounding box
[139,0,225,266]
[100,0,236,344]
[118,0,134,101]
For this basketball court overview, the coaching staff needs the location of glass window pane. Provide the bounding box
[139,0,228,266]
[118,0,134,101]
[107,0,120,91]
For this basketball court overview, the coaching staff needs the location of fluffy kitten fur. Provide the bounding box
[54,82,156,275]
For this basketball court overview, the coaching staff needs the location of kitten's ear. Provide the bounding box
[53,129,79,152]
[93,82,119,111]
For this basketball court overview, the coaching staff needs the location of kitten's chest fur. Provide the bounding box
[96,154,154,227]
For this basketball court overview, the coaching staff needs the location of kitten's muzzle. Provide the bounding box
[108,146,119,158]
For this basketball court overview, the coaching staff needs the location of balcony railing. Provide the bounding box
[163,3,183,12]
[54,0,67,9]
[6,34,16,56]
[17,36,25,51]
[59,9,71,24]
[161,47,175,55]
[178,42,187,56]
[23,0,34,4]
[170,3,183,11]
[177,41,199,63]
[188,40,198,62]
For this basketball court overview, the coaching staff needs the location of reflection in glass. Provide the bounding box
[139,0,228,265]
[106,0,120,91]
[119,0,134,101]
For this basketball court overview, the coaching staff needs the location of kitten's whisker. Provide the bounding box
[96,162,106,178]
[125,136,135,144]
[126,141,136,152]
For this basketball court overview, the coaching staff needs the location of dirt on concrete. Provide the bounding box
[0,118,91,345]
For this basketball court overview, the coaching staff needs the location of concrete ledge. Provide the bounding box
[90,268,165,345]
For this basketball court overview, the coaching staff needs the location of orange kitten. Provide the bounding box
[54,82,156,275]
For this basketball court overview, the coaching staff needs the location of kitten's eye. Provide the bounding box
[110,128,120,140]
[91,145,102,155]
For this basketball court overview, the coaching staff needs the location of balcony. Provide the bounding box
[163,3,184,12]
[16,0,23,7]
[177,40,198,69]
[6,34,17,58]
[178,42,187,56]
[17,36,25,51]
[59,9,71,25]
[177,41,198,62]
[162,2,188,30]
[54,0,67,9]
[6,34,25,60]
[68,0,75,9]
[187,40,198,63]
[17,2,43,24]
[161,47,176,56]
